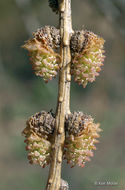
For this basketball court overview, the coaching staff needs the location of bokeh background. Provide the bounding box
[0,0,125,190]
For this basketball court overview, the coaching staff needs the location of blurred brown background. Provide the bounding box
[0,0,125,190]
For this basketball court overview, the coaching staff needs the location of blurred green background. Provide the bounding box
[0,0,125,190]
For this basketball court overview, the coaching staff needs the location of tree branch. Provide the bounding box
[46,0,72,190]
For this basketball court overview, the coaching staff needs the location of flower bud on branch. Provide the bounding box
[22,111,55,168]
[71,30,105,87]
[22,26,61,82]
[64,112,101,168]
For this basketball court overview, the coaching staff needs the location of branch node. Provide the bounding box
[59,96,63,102]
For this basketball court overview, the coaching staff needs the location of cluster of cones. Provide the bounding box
[22,24,104,169]
[23,26,105,87]
[22,111,101,168]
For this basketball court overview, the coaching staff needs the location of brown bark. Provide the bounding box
[46,0,72,190]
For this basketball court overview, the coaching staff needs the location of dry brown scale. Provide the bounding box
[27,111,55,138]
[70,30,88,55]
[65,111,91,136]
[33,26,60,50]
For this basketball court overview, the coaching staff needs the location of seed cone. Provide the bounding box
[64,112,101,168]
[23,26,61,82]
[71,30,105,88]
[22,111,55,167]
